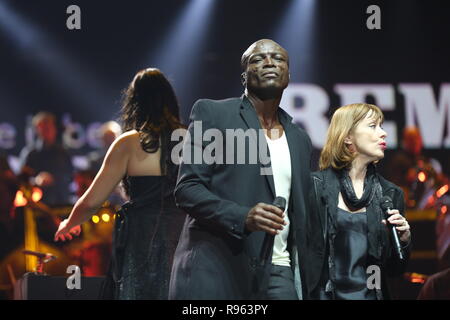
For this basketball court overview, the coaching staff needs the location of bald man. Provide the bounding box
[169,40,313,299]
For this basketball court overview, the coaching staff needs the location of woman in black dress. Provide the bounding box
[307,103,411,300]
[55,68,185,299]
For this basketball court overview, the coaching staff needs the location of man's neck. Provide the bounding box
[246,91,281,128]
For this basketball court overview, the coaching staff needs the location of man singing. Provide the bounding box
[169,39,312,300]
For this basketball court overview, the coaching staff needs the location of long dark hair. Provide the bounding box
[120,68,184,194]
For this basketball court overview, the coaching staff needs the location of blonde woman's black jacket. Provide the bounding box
[306,168,411,300]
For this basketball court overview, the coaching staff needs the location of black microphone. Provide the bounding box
[260,196,287,265]
[380,196,405,261]
[22,250,57,261]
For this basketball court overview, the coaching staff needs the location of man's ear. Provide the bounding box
[241,72,247,87]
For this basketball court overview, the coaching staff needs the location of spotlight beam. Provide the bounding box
[0,2,114,115]
[272,0,318,81]
[144,0,215,104]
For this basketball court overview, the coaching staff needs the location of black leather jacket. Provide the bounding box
[306,168,411,300]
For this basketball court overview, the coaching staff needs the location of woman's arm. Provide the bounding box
[54,133,131,241]
[385,187,411,276]
[384,188,411,244]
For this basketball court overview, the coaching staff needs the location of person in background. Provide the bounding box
[417,267,450,300]
[386,126,447,209]
[0,155,19,260]
[19,111,74,206]
[86,120,125,206]
[88,121,122,173]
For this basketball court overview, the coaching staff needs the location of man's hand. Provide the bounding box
[245,202,286,235]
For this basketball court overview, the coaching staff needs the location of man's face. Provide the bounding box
[36,118,57,144]
[243,40,290,99]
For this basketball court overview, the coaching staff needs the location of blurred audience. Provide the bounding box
[87,121,122,172]
[84,120,125,206]
[0,155,19,260]
[417,268,450,300]
[387,126,448,209]
[19,112,74,206]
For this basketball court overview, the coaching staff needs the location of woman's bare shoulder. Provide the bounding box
[109,130,140,153]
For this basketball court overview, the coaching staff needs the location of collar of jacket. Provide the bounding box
[239,94,298,199]
[239,94,294,131]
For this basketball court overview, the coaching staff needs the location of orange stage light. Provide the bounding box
[418,171,426,182]
[14,190,27,207]
[410,277,426,284]
[404,272,427,284]
[31,187,43,202]
[436,185,449,198]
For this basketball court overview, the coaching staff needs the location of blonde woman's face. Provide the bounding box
[347,111,387,162]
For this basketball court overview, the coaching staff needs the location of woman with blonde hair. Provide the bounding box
[307,103,411,300]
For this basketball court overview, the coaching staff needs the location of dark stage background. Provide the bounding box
[1,0,449,171]
[0,0,449,300]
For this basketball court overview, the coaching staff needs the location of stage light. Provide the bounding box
[441,206,448,215]
[102,213,110,222]
[437,184,449,198]
[31,187,43,202]
[146,0,215,101]
[14,190,27,207]
[0,2,112,114]
[272,0,318,81]
[410,276,426,284]
[404,272,427,284]
[276,0,322,135]
[418,171,426,182]
[92,215,100,224]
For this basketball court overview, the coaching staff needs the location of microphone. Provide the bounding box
[260,196,287,265]
[380,196,405,261]
[23,250,57,262]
